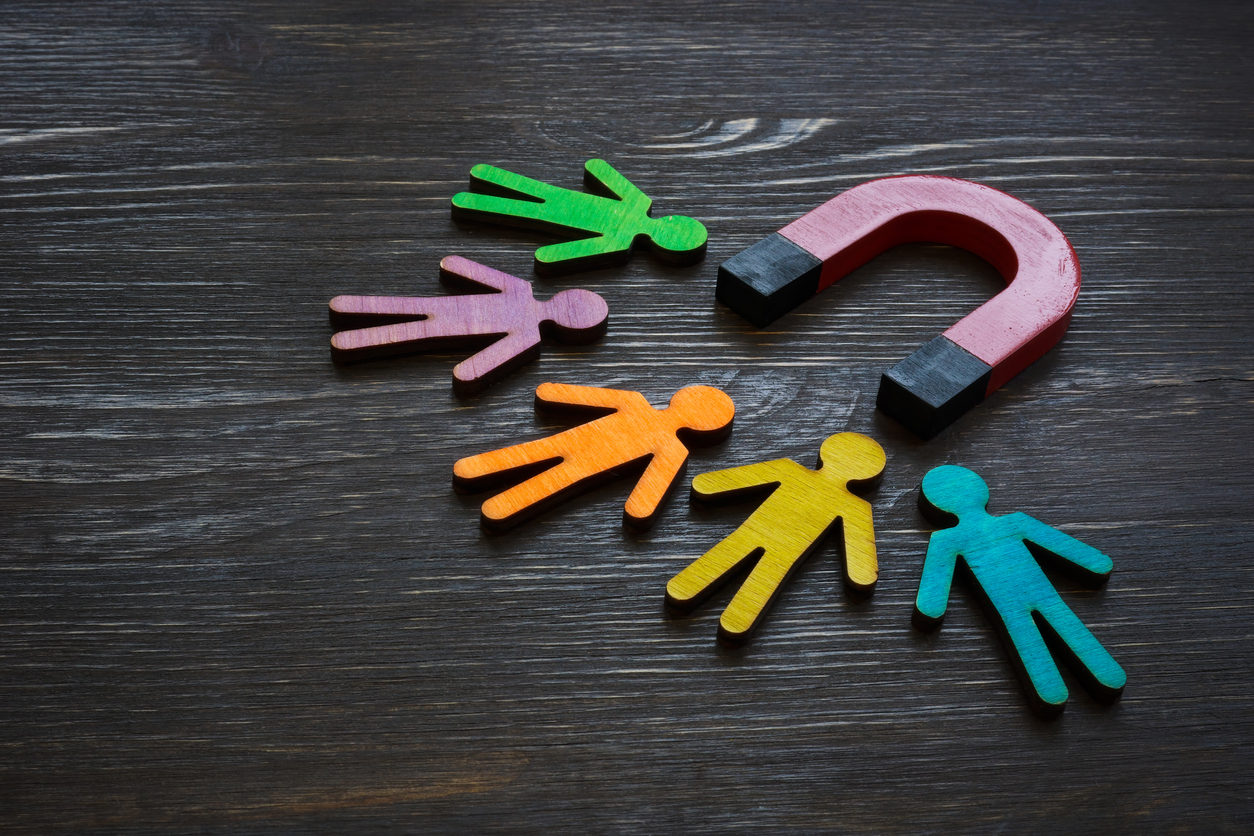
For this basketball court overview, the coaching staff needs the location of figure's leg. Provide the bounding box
[329,294,439,329]
[718,540,810,644]
[467,164,564,203]
[533,233,635,276]
[330,299,494,364]
[535,235,625,263]
[453,436,564,487]
[667,529,764,614]
[1035,598,1127,703]
[331,319,436,362]
[451,192,552,227]
[997,607,1071,717]
[480,461,588,531]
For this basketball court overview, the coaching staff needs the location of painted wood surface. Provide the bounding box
[667,433,885,645]
[453,383,734,532]
[3,2,1251,833]
[717,176,1081,438]
[329,255,608,394]
[915,465,1127,718]
[451,159,708,275]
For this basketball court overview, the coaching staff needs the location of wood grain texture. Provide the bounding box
[667,432,885,644]
[451,159,708,275]
[453,383,734,532]
[916,465,1127,718]
[329,255,608,394]
[1,0,1251,833]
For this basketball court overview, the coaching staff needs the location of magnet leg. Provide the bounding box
[876,336,992,439]
[715,233,823,327]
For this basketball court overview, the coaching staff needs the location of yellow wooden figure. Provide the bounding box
[666,432,886,644]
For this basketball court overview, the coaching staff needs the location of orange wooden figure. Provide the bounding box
[453,383,735,532]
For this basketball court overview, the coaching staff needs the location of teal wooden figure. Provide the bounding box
[915,465,1126,718]
[450,159,708,276]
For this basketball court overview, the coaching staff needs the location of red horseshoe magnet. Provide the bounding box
[716,175,1081,439]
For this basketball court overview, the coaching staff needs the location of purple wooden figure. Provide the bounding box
[329,255,609,394]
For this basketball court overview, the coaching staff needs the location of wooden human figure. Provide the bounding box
[453,383,735,532]
[666,433,886,645]
[451,159,708,275]
[329,256,608,394]
[914,465,1127,717]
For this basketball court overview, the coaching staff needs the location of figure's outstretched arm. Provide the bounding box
[623,441,689,530]
[1013,513,1114,584]
[838,501,879,591]
[452,330,542,395]
[913,531,960,629]
[584,159,650,210]
[534,382,651,415]
[691,460,796,505]
[439,255,531,295]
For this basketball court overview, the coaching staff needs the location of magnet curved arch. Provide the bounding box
[715,175,1081,438]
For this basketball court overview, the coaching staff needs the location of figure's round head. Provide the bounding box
[668,385,735,436]
[545,288,609,334]
[920,465,990,518]
[649,214,708,255]
[818,433,886,488]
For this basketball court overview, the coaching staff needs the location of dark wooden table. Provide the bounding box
[3,2,1251,832]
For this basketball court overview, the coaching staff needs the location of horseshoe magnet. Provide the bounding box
[716,175,1081,439]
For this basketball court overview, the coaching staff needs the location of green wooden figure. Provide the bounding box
[915,465,1127,718]
[450,159,708,276]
